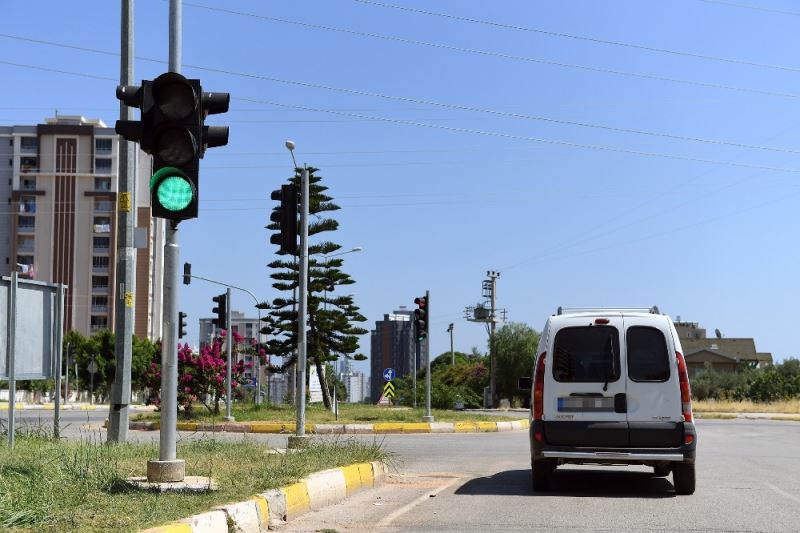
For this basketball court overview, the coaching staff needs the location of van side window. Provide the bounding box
[552,326,620,382]
[627,326,670,382]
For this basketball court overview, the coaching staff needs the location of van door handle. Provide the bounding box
[614,393,627,413]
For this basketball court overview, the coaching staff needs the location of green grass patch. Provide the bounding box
[694,413,738,420]
[0,426,390,532]
[132,403,502,424]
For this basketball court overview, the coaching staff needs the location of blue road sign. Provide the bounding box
[383,368,395,381]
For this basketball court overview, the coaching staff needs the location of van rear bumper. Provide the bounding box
[531,420,697,463]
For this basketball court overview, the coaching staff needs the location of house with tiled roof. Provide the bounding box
[674,320,772,375]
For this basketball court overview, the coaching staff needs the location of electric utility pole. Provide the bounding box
[108,0,136,444]
[448,323,454,366]
[487,271,499,408]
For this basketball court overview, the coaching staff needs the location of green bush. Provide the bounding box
[691,358,800,402]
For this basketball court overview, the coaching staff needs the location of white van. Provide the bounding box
[519,307,697,494]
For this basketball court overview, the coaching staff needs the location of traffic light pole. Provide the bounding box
[108,0,135,444]
[146,0,185,484]
[289,167,310,448]
[224,287,234,421]
[423,290,434,422]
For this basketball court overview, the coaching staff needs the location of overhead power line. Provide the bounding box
[171,5,800,100]
[698,0,800,17]
[238,97,800,174]
[352,0,800,73]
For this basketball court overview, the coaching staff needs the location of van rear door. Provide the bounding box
[544,315,629,447]
[624,316,683,447]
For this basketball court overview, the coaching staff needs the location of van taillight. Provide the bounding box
[676,352,693,423]
[533,352,546,421]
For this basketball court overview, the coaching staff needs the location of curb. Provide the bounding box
[129,419,530,434]
[139,460,387,533]
[0,403,155,411]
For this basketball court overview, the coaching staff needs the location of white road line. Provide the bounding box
[376,476,463,528]
[765,482,800,505]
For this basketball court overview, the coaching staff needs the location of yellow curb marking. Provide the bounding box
[140,523,192,533]
[401,423,432,433]
[477,421,499,432]
[357,462,375,487]
[341,464,363,494]
[251,496,270,524]
[282,481,311,518]
[373,423,404,433]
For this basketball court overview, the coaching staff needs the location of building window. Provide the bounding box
[16,236,34,253]
[90,315,109,332]
[93,236,110,251]
[94,177,111,191]
[19,196,36,213]
[94,199,113,212]
[92,256,109,272]
[20,177,36,190]
[95,158,112,173]
[20,157,37,173]
[92,276,109,289]
[91,295,108,313]
[93,216,111,234]
[95,138,112,153]
[20,137,38,151]
[17,216,35,230]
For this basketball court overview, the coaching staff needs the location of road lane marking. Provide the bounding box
[765,482,800,505]
[376,475,463,527]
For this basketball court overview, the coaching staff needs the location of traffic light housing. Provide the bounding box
[183,262,192,285]
[115,72,229,221]
[414,296,428,342]
[269,184,298,255]
[178,311,188,339]
[212,293,227,330]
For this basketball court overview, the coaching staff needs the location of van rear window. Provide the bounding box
[552,326,620,383]
[627,326,670,382]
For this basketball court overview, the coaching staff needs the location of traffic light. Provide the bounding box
[178,311,187,339]
[414,296,428,342]
[183,262,192,285]
[115,72,229,221]
[269,184,298,255]
[212,293,227,330]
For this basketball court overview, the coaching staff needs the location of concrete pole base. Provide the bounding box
[287,435,310,449]
[422,415,435,423]
[223,416,236,422]
[147,459,186,483]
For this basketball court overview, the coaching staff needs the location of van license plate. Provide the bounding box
[558,397,614,412]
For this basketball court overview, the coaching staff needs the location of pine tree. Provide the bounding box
[259,167,367,408]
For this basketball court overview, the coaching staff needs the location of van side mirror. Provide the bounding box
[518,377,532,390]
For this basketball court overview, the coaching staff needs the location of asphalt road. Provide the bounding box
[6,411,800,531]
[280,419,800,532]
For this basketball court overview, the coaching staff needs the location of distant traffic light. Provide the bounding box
[212,293,227,330]
[178,311,188,339]
[115,72,229,221]
[414,296,428,342]
[269,184,298,255]
[183,262,192,285]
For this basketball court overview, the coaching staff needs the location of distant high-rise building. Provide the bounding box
[0,115,164,339]
[199,310,266,382]
[369,306,426,402]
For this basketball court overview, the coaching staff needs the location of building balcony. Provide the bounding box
[92,266,109,274]
[91,305,109,313]
[91,285,109,293]
[17,225,35,233]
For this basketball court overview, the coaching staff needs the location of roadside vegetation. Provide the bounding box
[690,358,800,403]
[132,402,501,424]
[0,427,390,532]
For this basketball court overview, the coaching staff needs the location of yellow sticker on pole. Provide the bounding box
[119,192,131,212]
[124,292,134,308]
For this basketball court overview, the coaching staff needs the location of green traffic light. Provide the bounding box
[150,166,194,212]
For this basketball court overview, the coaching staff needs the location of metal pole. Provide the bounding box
[448,323,454,366]
[423,290,433,422]
[63,343,69,405]
[109,0,136,443]
[413,339,418,409]
[90,355,95,405]
[7,272,17,448]
[224,287,234,421]
[53,284,64,439]
[488,271,499,408]
[65,343,71,405]
[295,168,309,439]
[159,222,179,462]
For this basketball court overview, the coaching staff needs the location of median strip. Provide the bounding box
[140,461,387,533]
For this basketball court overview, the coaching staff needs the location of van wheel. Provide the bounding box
[532,459,553,492]
[653,465,671,477]
[673,462,696,495]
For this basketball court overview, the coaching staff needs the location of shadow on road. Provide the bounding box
[454,468,676,498]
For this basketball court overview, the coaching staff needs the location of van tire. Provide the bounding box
[653,465,671,477]
[673,462,695,495]
[532,459,553,492]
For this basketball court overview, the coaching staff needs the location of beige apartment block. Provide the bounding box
[1,115,163,340]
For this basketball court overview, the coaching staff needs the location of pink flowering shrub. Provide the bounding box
[144,335,249,418]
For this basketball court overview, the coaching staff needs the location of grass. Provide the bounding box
[131,403,502,424]
[693,399,800,414]
[0,425,391,532]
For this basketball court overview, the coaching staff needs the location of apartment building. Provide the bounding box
[0,115,164,339]
[369,307,427,402]
[199,310,266,383]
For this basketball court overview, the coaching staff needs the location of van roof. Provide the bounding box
[552,307,668,319]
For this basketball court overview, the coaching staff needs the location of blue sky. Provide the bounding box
[2,0,799,377]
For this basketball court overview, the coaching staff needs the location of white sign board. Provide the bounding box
[0,277,59,380]
[309,364,324,403]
